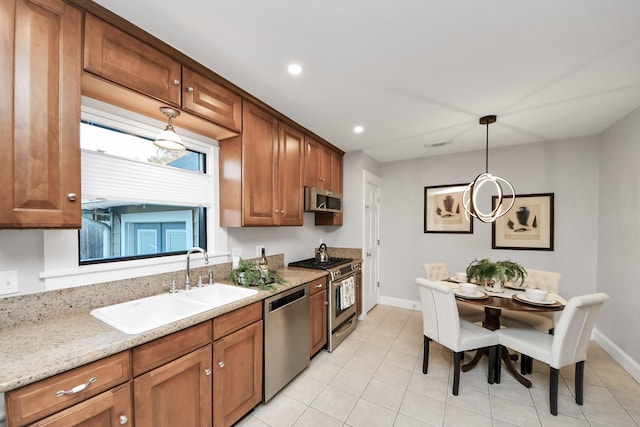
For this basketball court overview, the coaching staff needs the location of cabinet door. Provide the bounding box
[328,150,343,194]
[310,289,327,356]
[30,383,132,427]
[241,102,279,225]
[213,321,263,427]
[182,67,242,132]
[0,0,82,228]
[304,136,321,188]
[134,345,212,427]
[278,123,304,226]
[84,14,181,106]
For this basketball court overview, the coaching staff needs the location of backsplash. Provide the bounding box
[0,254,284,329]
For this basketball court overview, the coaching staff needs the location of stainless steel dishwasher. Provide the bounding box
[263,284,309,402]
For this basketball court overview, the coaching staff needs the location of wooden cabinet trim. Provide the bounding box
[132,321,212,376]
[6,351,130,427]
[213,301,262,341]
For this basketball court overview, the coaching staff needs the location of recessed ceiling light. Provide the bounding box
[288,63,302,75]
[353,125,364,134]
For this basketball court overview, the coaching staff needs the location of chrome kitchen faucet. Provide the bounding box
[185,247,209,290]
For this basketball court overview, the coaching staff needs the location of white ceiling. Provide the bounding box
[94,0,640,163]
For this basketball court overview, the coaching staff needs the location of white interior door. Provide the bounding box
[362,171,381,317]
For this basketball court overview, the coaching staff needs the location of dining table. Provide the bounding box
[444,280,565,387]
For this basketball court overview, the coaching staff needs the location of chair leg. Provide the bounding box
[550,367,559,416]
[422,336,431,374]
[487,346,496,384]
[494,345,502,384]
[453,352,462,396]
[575,361,585,405]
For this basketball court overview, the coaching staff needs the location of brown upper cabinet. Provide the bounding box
[84,13,182,107]
[219,102,304,226]
[0,0,82,229]
[182,67,242,132]
[83,14,242,135]
[305,136,343,194]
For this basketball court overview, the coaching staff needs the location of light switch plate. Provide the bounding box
[0,270,18,295]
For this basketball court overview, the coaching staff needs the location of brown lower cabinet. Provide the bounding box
[6,303,264,427]
[134,345,213,427]
[308,277,328,356]
[28,383,132,427]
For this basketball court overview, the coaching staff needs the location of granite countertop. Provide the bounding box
[0,267,327,393]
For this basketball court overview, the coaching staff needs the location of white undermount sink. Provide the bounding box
[90,283,258,334]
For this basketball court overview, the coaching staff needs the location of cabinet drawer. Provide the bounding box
[132,321,211,376]
[182,67,242,132]
[213,302,262,340]
[307,277,327,295]
[83,14,181,106]
[6,351,130,427]
[29,383,132,427]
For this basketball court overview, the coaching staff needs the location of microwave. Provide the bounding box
[304,187,342,213]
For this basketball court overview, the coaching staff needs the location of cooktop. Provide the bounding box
[288,257,353,270]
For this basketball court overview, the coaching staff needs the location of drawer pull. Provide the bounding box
[56,377,96,397]
[119,415,129,424]
[315,284,323,288]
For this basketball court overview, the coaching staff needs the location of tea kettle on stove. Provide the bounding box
[316,243,329,262]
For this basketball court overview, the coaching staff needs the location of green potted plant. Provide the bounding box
[228,260,285,290]
[466,258,526,291]
[466,258,498,286]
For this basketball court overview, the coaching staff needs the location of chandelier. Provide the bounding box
[462,115,515,223]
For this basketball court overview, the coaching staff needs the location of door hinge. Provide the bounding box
[377,239,380,245]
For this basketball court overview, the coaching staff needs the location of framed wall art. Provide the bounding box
[492,193,554,250]
[424,184,473,234]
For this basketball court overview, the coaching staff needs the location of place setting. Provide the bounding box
[512,287,563,307]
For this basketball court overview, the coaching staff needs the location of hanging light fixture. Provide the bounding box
[154,107,185,150]
[462,115,515,223]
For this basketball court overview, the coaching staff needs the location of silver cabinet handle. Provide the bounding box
[119,415,128,425]
[315,284,323,288]
[205,368,212,376]
[218,361,225,368]
[67,193,77,201]
[173,79,180,85]
[56,377,96,397]
[187,86,194,92]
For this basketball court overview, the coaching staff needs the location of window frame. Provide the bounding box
[41,97,228,291]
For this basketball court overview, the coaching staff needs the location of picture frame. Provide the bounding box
[492,193,554,250]
[424,184,473,233]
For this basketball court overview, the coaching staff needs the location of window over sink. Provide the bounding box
[41,98,228,290]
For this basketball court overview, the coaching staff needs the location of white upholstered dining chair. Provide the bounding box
[496,292,609,416]
[422,263,484,323]
[501,268,562,333]
[415,278,499,395]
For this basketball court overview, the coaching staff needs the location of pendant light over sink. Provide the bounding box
[154,107,185,151]
[462,115,515,223]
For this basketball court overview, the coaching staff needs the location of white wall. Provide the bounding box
[379,136,601,303]
[0,230,45,294]
[597,106,640,364]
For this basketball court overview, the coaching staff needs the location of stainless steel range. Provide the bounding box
[289,257,361,352]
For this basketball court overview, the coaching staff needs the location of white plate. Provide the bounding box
[449,277,466,283]
[513,293,556,305]
[453,289,487,299]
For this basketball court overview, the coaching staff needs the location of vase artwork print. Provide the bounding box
[424,184,473,234]
[492,193,554,251]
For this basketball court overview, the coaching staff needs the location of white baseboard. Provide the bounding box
[379,295,421,311]
[378,296,640,383]
[592,329,640,383]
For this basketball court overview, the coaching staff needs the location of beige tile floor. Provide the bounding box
[237,305,640,427]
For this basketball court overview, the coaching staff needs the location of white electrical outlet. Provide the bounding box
[0,270,18,295]
[256,245,264,257]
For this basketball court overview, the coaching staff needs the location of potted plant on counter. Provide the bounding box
[228,260,285,290]
[466,258,526,292]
